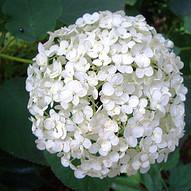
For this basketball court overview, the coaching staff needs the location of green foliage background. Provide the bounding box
[0,0,191,190]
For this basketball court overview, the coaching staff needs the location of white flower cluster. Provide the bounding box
[26,11,187,179]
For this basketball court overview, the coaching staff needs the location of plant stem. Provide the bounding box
[88,96,98,113]
[0,53,32,64]
[180,46,191,51]
[167,21,177,37]
[96,81,104,90]
[0,32,6,47]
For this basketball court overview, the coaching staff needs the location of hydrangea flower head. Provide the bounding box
[26,10,187,179]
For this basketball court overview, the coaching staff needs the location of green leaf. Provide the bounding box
[112,184,140,191]
[184,76,191,134]
[141,165,163,191]
[169,0,191,16]
[114,173,141,188]
[0,78,46,165]
[59,0,126,25]
[112,174,141,191]
[125,5,139,16]
[3,0,63,41]
[0,0,7,32]
[141,173,155,191]
[44,152,113,191]
[184,16,191,33]
[0,150,39,173]
[169,164,191,191]
[159,149,180,170]
[126,0,137,6]
[173,46,181,55]
[170,33,191,75]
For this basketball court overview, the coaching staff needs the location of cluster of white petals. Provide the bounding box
[26,10,187,179]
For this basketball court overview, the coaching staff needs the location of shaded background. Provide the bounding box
[0,0,191,190]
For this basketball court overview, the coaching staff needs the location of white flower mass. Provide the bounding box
[26,11,187,179]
